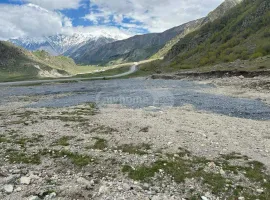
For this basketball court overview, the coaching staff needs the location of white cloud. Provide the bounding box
[0,0,227,40]
[0,4,71,40]
[88,0,224,32]
[23,0,82,10]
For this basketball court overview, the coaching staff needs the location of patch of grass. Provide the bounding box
[89,125,118,135]
[122,152,270,199]
[116,143,151,155]
[61,103,98,116]
[90,137,108,150]
[220,152,249,160]
[41,149,94,167]
[0,136,9,143]
[0,134,44,147]
[42,115,88,123]
[6,150,41,165]
[53,136,74,146]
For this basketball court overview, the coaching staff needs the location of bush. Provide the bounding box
[263,31,270,38]
[251,52,264,59]
[262,44,270,54]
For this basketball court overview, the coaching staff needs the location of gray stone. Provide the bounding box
[122,183,130,191]
[44,192,57,200]
[98,185,109,195]
[4,184,14,193]
[20,176,31,185]
[24,121,32,126]
[201,196,209,200]
[28,196,41,200]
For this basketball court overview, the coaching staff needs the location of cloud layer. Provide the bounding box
[0,0,225,40]
[0,3,72,40]
[24,0,82,10]
[86,0,224,32]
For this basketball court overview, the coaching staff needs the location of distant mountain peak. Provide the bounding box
[9,32,122,56]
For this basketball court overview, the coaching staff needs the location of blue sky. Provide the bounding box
[0,0,224,40]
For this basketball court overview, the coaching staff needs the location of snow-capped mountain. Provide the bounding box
[9,32,128,56]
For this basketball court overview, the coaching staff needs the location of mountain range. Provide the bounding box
[3,0,270,82]
[9,32,126,56]
[65,0,243,65]
[9,0,243,66]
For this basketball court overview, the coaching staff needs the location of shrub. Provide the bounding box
[251,52,264,59]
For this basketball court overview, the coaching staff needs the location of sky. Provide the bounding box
[0,0,224,40]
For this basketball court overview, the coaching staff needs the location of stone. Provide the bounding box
[28,196,41,200]
[256,189,264,193]
[24,121,32,126]
[122,183,130,191]
[238,197,245,200]
[15,187,22,192]
[20,176,31,185]
[220,169,226,175]
[98,185,109,195]
[142,183,150,190]
[76,177,94,189]
[201,196,209,200]
[239,75,245,79]
[4,184,14,193]
[44,192,57,200]
[4,175,19,184]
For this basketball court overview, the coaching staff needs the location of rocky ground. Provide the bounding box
[0,76,270,200]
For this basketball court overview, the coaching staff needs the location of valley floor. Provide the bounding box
[0,76,270,200]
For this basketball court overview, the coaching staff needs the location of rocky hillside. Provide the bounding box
[0,41,74,81]
[69,22,204,65]
[165,0,270,69]
[70,0,242,66]
[63,37,115,61]
[152,0,243,59]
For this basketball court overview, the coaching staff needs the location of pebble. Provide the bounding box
[220,169,226,175]
[4,184,14,193]
[98,185,109,195]
[20,176,31,185]
[24,121,32,125]
[122,183,130,191]
[15,187,22,192]
[256,189,264,193]
[28,196,41,200]
[44,192,57,200]
[76,177,94,188]
[201,196,209,200]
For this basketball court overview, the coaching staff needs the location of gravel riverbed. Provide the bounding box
[0,77,269,200]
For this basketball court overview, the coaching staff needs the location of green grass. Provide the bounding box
[89,137,108,150]
[75,65,131,79]
[116,143,151,155]
[41,149,94,167]
[122,151,270,199]
[53,136,74,146]
[6,149,41,165]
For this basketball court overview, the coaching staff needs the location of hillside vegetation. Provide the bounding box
[152,0,243,60]
[0,42,79,81]
[165,0,270,70]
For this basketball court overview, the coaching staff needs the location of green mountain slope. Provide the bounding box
[165,0,270,69]
[0,41,76,81]
[152,0,243,59]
